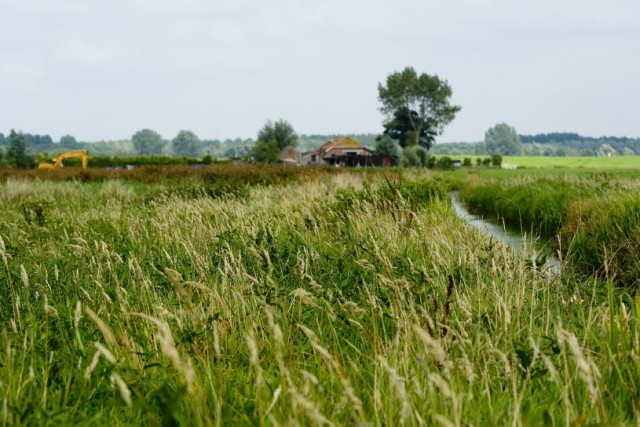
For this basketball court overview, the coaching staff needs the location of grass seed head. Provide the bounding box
[85,351,101,380]
[558,328,599,403]
[94,341,117,364]
[43,296,59,318]
[20,265,28,290]
[412,325,451,371]
[109,373,132,407]
[85,307,118,348]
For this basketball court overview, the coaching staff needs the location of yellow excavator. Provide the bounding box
[38,150,88,169]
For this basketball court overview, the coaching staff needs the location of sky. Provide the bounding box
[1,0,638,143]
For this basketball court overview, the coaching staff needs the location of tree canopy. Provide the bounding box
[132,129,167,155]
[172,130,202,158]
[26,134,53,147]
[60,135,80,148]
[382,107,438,149]
[8,130,34,168]
[484,123,522,155]
[257,119,298,150]
[246,140,280,164]
[378,67,460,150]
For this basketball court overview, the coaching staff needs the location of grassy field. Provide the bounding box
[439,155,640,169]
[0,167,639,425]
[502,156,640,169]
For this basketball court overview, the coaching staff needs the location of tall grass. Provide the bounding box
[0,171,638,424]
[454,170,640,286]
[563,191,640,286]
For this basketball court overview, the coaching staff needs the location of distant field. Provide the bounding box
[502,155,640,168]
[444,155,640,169]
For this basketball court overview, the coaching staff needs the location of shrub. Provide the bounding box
[436,156,453,170]
[402,146,428,167]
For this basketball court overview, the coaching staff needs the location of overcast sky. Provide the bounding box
[1,0,638,143]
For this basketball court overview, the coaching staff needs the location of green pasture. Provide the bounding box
[440,154,640,169]
[503,155,640,169]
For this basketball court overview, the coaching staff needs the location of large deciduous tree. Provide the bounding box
[132,129,167,155]
[257,119,298,150]
[378,67,460,150]
[484,123,522,155]
[172,130,202,158]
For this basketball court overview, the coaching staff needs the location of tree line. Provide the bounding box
[0,128,384,168]
[431,130,640,157]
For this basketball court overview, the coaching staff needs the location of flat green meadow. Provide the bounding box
[440,155,640,170]
[502,155,640,169]
[0,166,638,425]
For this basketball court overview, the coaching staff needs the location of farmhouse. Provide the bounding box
[303,136,374,166]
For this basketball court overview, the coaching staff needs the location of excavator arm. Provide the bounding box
[38,150,88,169]
[53,150,88,168]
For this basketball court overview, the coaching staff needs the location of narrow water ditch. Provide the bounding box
[449,192,561,273]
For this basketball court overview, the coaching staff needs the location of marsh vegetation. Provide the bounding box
[0,166,638,425]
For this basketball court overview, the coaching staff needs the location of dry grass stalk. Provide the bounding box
[412,325,452,372]
[558,328,600,404]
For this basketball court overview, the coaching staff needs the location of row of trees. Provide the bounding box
[0,129,379,161]
[430,126,640,157]
[0,132,80,149]
[0,129,209,169]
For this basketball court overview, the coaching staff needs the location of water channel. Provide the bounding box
[449,192,561,273]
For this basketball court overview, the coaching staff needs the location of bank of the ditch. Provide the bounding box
[450,192,560,273]
[451,170,640,287]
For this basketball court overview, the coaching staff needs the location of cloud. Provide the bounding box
[0,57,45,90]
[52,41,123,67]
[1,0,639,140]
